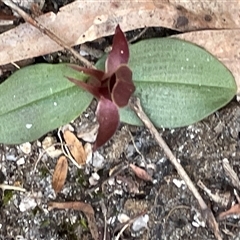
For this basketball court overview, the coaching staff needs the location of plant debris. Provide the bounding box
[52,155,68,194]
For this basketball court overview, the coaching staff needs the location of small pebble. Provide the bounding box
[17,157,25,166]
[91,151,105,170]
[132,214,149,232]
[118,213,130,223]
[89,172,100,185]
[173,178,186,188]
[19,142,31,154]
[114,189,123,196]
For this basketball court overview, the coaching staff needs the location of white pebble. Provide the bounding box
[19,196,37,212]
[114,189,123,196]
[132,214,149,232]
[118,213,130,223]
[80,50,89,56]
[108,178,115,186]
[192,221,200,228]
[17,157,25,166]
[91,152,105,170]
[6,154,17,161]
[92,172,100,181]
[172,178,186,188]
[19,142,31,154]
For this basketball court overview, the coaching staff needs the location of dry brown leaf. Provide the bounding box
[52,155,68,194]
[1,0,240,66]
[63,130,87,165]
[129,164,153,182]
[48,201,98,240]
[174,30,240,94]
[218,204,240,221]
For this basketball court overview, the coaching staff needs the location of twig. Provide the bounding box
[33,142,63,173]
[127,126,147,166]
[115,223,130,240]
[99,200,107,240]
[2,0,93,68]
[198,180,230,208]
[115,211,148,240]
[222,158,240,189]
[128,96,222,240]
[128,27,149,43]
[165,205,191,222]
[0,183,26,192]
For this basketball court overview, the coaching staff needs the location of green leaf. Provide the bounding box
[0,64,93,144]
[118,38,237,128]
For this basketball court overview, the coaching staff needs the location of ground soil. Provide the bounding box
[0,2,240,240]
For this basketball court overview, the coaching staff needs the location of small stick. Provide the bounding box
[2,0,93,68]
[0,183,26,192]
[222,158,240,189]
[128,96,222,240]
[128,27,149,44]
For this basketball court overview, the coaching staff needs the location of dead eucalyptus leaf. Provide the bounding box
[218,204,240,221]
[48,201,98,240]
[129,164,153,182]
[1,0,240,66]
[52,156,68,194]
[63,130,86,165]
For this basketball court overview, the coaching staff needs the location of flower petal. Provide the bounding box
[94,97,119,150]
[111,65,135,107]
[105,25,129,76]
[68,64,104,83]
[67,77,101,99]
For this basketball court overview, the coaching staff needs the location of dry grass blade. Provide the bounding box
[63,130,87,166]
[48,201,98,240]
[52,155,68,194]
[129,164,153,182]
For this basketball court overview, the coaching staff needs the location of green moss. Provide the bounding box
[3,190,13,205]
[32,205,43,216]
[39,166,49,178]
[79,218,88,230]
[40,219,50,228]
[76,169,88,187]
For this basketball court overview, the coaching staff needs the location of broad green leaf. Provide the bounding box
[0,64,93,144]
[98,38,236,128]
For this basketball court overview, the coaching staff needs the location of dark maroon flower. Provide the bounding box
[67,25,135,150]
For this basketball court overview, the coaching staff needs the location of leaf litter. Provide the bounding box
[0,0,240,239]
[52,155,68,194]
[48,201,98,240]
[63,130,87,165]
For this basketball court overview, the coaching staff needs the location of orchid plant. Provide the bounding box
[67,25,135,150]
